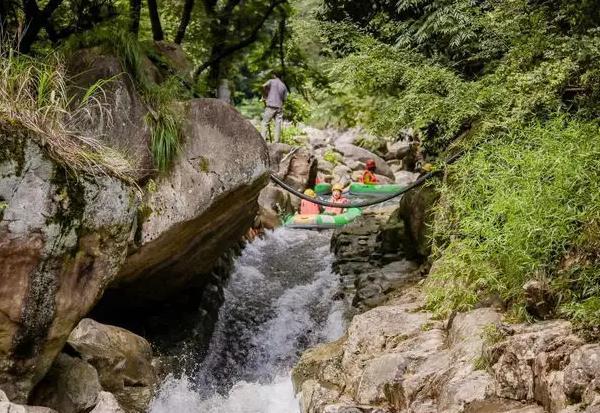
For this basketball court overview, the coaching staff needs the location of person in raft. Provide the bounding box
[261,71,289,143]
[324,184,349,215]
[360,159,379,184]
[299,189,321,215]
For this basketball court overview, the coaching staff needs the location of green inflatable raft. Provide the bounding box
[349,182,402,195]
[284,208,362,229]
[314,182,332,195]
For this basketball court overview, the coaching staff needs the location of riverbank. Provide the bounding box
[293,203,600,413]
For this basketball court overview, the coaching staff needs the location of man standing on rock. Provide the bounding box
[261,71,288,143]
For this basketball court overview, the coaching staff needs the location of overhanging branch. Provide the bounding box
[193,0,287,80]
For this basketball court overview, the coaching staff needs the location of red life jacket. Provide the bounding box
[324,196,348,215]
[300,199,320,215]
[361,170,378,184]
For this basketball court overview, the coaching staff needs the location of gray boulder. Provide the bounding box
[334,144,394,179]
[111,99,269,305]
[67,319,158,413]
[0,128,138,402]
[31,353,101,413]
[67,49,154,179]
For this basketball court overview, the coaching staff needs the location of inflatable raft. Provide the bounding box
[314,182,332,195]
[284,208,362,229]
[349,182,402,195]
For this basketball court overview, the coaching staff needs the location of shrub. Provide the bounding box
[427,118,600,320]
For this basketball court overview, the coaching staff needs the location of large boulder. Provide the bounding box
[0,127,138,402]
[66,319,158,413]
[107,99,269,305]
[30,353,101,413]
[334,144,394,179]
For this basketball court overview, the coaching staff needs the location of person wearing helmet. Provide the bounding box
[360,159,379,184]
[299,188,321,215]
[324,183,348,215]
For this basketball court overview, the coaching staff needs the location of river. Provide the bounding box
[149,227,346,413]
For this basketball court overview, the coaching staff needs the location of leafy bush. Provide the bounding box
[427,119,600,321]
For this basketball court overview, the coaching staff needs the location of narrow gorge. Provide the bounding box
[3,0,600,412]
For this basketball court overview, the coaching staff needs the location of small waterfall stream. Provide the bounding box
[149,227,346,412]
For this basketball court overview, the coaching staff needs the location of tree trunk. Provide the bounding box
[129,0,142,35]
[278,15,286,77]
[175,0,195,44]
[147,0,164,41]
[19,0,63,53]
[206,57,221,97]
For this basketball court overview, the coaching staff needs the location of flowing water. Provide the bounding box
[149,227,346,413]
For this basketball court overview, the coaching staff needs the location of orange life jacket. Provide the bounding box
[324,196,348,215]
[300,199,320,215]
[361,170,378,184]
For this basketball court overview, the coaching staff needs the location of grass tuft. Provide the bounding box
[0,47,136,181]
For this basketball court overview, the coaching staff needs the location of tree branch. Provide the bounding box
[19,0,64,52]
[193,0,287,79]
[175,0,195,44]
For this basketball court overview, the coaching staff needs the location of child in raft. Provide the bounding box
[324,183,349,215]
[299,189,321,215]
[359,159,379,184]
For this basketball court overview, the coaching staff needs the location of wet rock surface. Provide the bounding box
[65,318,157,413]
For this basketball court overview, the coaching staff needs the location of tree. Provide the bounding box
[147,0,164,40]
[19,0,65,53]
[129,0,142,35]
[175,0,195,44]
[192,0,289,93]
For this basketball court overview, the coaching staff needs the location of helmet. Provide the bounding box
[332,183,344,192]
[304,189,316,197]
[366,159,376,170]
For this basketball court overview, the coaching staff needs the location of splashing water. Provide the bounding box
[149,228,346,413]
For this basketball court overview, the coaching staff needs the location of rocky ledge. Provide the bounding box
[293,194,600,413]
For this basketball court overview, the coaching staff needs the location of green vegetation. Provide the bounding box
[300,0,600,332]
[323,149,342,166]
[0,49,135,180]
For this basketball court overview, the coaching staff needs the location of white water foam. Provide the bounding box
[149,228,345,413]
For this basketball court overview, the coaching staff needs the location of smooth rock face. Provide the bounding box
[111,99,269,304]
[0,130,138,402]
[31,353,101,413]
[67,319,158,413]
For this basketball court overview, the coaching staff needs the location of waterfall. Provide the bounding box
[149,227,345,412]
